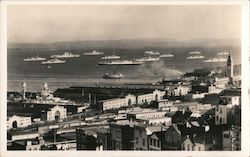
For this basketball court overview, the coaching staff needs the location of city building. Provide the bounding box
[166,85,190,96]
[137,90,165,104]
[172,110,192,124]
[214,77,230,89]
[98,94,136,111]
[127,109,167,120]
[157,99,173,109]
[164,124,182,150]
[133,125,148,150]
[7,115,32,130]
[41,105,67,122]
[148,131,166,150]
[138,117,172,126]
[76,128,103,150]
[181,135,214,151]
[208,85,224,94]
[222,126,241,151]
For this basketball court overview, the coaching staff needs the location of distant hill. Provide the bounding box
[8,38,240,50]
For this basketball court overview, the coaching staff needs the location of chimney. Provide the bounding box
[82,90,84,96]
[89,93,91,104]
[26,141,32,146]
[182,108,185,115]
[38,136,44,145]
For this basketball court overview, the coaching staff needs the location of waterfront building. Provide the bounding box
[98,94,136,111]
[41,105,67,122]
[7,115,32,130]
[137,90,165,104]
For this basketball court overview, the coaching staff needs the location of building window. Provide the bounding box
[157,140,160,147]
[116,142,119,149]
[220,108,222,113]
[220,117,223,124]
[142,139,146,146]
[187,144,190,151]
[116,131,120,138]
[135,137,139,144]
[216,116,219,121]
[139,130,142,137]
[154,139,156,146]
[198,147,201,151]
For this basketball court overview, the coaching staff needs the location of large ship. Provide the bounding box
[98,60,142,65]
[102,72,123,79]
[42,58,66,64]
[204,57,227,63]
[186,55,205,59]
[50,52,80,58]
[144,51,160,55]
[23,55,46,62]
[217,51,229,55]
[189,51,202,55]
[159,53,174,58]
[136,56,160,62]
[101,55,121,60]
[84,50,104,56]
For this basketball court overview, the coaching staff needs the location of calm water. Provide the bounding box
[8,47,241,92]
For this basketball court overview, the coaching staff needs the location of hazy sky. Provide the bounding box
[7,5,241,43]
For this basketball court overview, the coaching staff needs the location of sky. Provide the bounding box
[7,5,241,43]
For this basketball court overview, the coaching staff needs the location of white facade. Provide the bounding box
[46,105,67,121]
[215,105,228,125]
[7,115,32,130]
[140,117,172,126]
[137,90,165,104]
[214,77,229,88]
[158,99,173,109]
[101,94,136,111]
[171,86,190,96]
[185,93,206,100]
[181,136,205,151]
[100,90,164,111]
[133,111,167,119]
[11,132,40,141]
[221,96,240,106]
[208,85,224,94]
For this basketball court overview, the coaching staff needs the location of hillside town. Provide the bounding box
[7,54,241,151]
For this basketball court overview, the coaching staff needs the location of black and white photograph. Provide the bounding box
[1,0,249,156]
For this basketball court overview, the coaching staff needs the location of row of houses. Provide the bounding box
[96,90,165,111]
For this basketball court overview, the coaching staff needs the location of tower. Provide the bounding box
[22,82,27,100]
[227,53,233,78]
